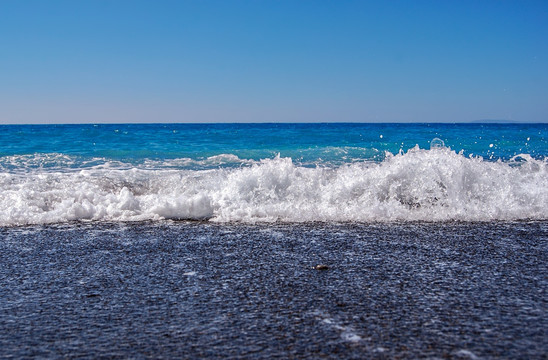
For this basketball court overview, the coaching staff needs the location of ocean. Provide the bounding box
[1,123,547,358]
[1,123,547,224]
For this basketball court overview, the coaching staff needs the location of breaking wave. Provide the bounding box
[1,146,547,226]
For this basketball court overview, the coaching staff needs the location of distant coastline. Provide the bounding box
[470,119,522,124]
[1,120,547,126]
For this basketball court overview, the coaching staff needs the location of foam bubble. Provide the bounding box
[430,138,445,149]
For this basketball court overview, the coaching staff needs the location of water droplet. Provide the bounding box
[430,138,445,149]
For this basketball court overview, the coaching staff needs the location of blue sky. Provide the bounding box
[0,0,547,124]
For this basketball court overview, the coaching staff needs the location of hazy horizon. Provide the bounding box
[2,120,547,126]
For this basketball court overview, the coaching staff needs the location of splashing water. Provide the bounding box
[0,123,546,225]
[0,147,546,225]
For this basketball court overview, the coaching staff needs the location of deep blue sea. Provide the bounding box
[1,123,546,225]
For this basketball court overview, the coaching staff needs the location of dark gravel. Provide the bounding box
[0,221,547,359]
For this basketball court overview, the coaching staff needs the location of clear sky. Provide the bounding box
[1,0,547,124]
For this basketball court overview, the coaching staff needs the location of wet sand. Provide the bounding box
[1,221,547,358]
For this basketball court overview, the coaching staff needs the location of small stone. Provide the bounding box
[314,264,329,270]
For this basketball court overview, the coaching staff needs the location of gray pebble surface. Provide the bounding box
[0,221,546,359]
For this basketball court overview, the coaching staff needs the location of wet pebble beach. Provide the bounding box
[1,221,547,359]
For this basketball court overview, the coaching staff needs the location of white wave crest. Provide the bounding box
[1,147,547,226]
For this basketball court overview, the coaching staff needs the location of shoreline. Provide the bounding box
[2,217,548,229]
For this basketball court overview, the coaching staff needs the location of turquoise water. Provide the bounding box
[0,123,547,225]
[1,123,546,168]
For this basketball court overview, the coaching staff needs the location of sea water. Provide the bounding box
[0,123,546,225]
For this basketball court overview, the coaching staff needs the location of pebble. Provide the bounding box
[314,264,329,270]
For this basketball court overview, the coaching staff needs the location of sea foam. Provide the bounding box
[1,146,546,226]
